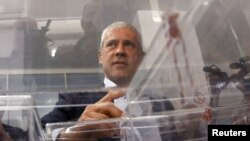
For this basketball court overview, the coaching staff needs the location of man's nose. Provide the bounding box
[115,43,126,57]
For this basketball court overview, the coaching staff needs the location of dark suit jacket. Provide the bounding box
[41,91,174,141]
[41,91,106,127]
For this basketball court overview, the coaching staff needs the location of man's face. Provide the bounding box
[99,28,143,86]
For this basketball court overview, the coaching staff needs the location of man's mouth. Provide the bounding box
[112,61,128,67]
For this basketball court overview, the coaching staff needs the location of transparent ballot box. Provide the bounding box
[44,94,250,141]
[45,109,208,141]
[0,95,44,141]
[41,0,250,140]
[0,0,250,141]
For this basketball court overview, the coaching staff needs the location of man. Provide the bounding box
[11,17,51,69]
[42,21,174,141]
[52,1,101,68]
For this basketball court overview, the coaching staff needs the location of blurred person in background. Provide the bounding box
[11,17,51,69]
[52,1,102,68]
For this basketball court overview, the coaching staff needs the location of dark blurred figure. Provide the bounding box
[0,123,27,141]
[0,111,27,141]
[11,17,37,68]
[11,17,51,69]
[229,56,250,96]
[203,65,229,107]
[52,1,102,68]
[0,122,13,141]
[204,58,250,107]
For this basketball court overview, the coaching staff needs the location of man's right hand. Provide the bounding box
[57,89,125,141]
[79,89,125,121]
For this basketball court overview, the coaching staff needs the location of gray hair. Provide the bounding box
[100,21,142,50]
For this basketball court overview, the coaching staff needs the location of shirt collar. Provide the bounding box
[104,77,117,88]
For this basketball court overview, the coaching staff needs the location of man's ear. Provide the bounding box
[98,50,102,64]
[80,20,84,31]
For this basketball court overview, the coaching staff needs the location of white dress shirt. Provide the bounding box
[105,78,162,141]
[104,77,128,111]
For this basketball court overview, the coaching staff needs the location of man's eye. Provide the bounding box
[125,43,132,48]
[106,42,116,47]
[124,42,135,48]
